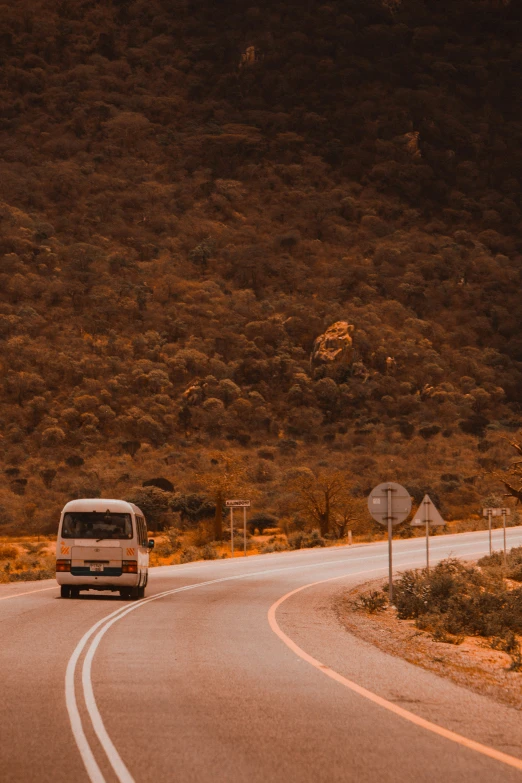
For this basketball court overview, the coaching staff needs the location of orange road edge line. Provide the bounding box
[267,575,522,773]
[0,585,58,601]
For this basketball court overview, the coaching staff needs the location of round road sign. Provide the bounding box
[368,482,412,526]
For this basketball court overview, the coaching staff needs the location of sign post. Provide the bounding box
[502,508,508,566]
[226,500,251,557]
[483,507,511,564]
[368,482,411,603]
[410,494,445,573]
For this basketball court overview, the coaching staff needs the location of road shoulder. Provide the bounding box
[334,577,522,712]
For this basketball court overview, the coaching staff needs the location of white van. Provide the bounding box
[56,498,154,599]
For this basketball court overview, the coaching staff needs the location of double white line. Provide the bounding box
[66,560,370,783]
[65,534,522,783]
[66,572,275,783]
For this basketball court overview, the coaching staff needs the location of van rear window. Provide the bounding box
[61,512,133,540]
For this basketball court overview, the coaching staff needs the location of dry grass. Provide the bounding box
[0,536,55,582]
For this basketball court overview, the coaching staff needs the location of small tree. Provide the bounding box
[289,469,349,537]
[249,512,278,535]
[125,486,171,532]
[194,452,253,541]
[331,497,371,539]
[494,438,522,505]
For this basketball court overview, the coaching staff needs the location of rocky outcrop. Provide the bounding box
[310,321,354,378]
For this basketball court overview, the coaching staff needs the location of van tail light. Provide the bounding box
[122,560,138,573]
[56,559,71,572]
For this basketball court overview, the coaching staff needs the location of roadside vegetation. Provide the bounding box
[355,551,522,671]
[0,538,55,583]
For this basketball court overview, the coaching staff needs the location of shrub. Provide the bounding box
[261,539,289,553]
[394,557,522,641]
[200,543,219,560]
[180,546,199,564]
[490,630,519,655]
[249,512,278,534]
[479,546,522,582]
[356,590,387,614]
[0,544,18,559]
[287,529,326,549]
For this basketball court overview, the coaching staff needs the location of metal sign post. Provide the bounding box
[483,507,511,564]
[386,485,393,601]
[424,496,429,573]
[368,482,411,603]
[502,508,508,566]
[411,495,445,573]
[226,500,251,558]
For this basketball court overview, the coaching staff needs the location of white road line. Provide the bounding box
[65,554,442,783]
[66,529,522,783]
[0,585,58,601]
[268,576,522,774]
[65,618,117,783]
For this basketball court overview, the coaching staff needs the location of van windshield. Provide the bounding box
[61,512,133,540]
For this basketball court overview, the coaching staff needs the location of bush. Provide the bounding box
[200,543,218,560]
[394,557,522,641]
[0,544,18,559]
[287,529,326,549]
[154,531,183,558]
[261,540,289,553]
[356,590,387,614]
[180,546,200,564]
[249,512,278,535]
[479,545,522,582]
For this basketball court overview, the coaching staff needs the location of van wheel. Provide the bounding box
[138,586,145,599]
[70,587,80,598]
[130,586,141,600]
[120,588,131,599]
[60,586,71,599]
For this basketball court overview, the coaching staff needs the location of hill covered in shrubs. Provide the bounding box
[0,0,521,534]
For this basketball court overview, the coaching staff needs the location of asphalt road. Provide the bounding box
[1,527,522,783]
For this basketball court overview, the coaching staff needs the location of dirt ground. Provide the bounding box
[334,577,522,712]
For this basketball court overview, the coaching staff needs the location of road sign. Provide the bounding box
[368,482,412,526]
[226,500,251,557]
[411,495,445,527]
[482,508,510,517]
[410,495,445,573]
[483,507,511,560]
[368,482,411,603]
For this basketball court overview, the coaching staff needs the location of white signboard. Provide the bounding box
[225,499,251,508]
[482,508,510,517]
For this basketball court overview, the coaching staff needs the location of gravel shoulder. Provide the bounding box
[334,576,522,712]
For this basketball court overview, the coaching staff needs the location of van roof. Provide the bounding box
[61,498,144,516]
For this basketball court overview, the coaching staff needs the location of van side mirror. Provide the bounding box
[148,539,155,549]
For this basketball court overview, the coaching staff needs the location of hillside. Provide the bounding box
[0,0,521,534]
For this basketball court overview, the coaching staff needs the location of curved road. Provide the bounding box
[1,528,522,783]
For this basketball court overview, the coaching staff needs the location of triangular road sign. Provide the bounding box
[411,494,445,527]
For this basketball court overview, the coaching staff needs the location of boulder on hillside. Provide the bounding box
[310,321,354,379]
